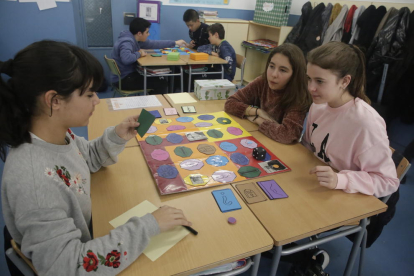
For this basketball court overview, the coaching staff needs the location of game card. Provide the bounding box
[259,159,287,173]
[235,182,267,204]
[149,110,162,118]
[136,109,156,138]
[158,118,170,124]
[257,180,288,200]
[182,106,196,113]
[212,188,242,213]
[164,107,178,115]
[186,131,207,141]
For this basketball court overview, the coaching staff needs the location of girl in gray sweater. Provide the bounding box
[0,41,192,275]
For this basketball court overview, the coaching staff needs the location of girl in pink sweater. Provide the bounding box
[305,42,399,197]
[225,43,312,144]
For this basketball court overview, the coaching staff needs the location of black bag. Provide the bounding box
[288,249,330,276]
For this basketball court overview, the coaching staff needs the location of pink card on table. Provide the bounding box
[164,108,178,116]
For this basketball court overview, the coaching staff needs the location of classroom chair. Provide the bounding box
[104,55,152,97]
[268,148,411,276]
[5,239,38,275]
[235,54,246,89]
[355,148,411,276]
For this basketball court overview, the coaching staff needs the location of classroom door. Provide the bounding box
[72,0,114,85]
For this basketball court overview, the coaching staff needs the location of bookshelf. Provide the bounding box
[244,22,292,83]
[205,19,292,84]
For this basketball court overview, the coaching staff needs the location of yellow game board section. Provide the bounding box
[136,111,250,143]
[164,141,245,190]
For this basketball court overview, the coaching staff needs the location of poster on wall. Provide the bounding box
[138,1,161,23]
[169,0,229,5]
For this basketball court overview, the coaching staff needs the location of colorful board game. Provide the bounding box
[152,47,195,55]
[136,111,291,195]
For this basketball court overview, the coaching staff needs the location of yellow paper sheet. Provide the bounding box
[168,93,197,104]
[109,200,189,261]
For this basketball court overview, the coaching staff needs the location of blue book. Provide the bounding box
[212,189,242,213]
[149,110,162,118]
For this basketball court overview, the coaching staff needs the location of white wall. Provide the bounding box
[290,0,414,15]
[150,0,257,10]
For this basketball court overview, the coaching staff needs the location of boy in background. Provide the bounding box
[111,17,186,93]
[183,9,210,50]
[207,23,236,82]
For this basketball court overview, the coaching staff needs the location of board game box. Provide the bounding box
[136,111,290,195]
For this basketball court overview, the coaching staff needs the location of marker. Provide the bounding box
[183,225,198,235]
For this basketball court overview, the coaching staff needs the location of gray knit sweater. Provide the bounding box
[1,127,160,275]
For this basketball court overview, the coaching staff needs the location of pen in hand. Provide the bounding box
[183,225,198,235]
[153,206,196,234]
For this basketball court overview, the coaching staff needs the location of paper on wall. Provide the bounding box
[37,0,57,10]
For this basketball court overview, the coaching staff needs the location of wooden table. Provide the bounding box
[232,131,388,276]
[179,55,228,92]
[163,92,259,132]
[138,55,187,94]
[88,95,175,148]
[91,147,274,276]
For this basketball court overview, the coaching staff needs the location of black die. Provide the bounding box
[252,147,267,160]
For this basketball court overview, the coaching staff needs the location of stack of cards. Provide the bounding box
[235,183,267,204]
[212,189,242,213]
[257,180,288,200]
[148,110,162,118]
[164,108,178,116]
[181,106,196,113]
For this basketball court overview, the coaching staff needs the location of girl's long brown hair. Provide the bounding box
[307,41,371,104]
[262,43,312,114]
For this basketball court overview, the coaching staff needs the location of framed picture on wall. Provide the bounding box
[138,1,161,23]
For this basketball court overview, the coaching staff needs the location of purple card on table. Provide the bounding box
[257,180,288,200]
[149,110,162,118]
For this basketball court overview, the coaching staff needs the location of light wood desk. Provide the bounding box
[163,92,259,132]
[232,131,388,276]
[179,55,228,92]
[91,147,274,276]
[138,55,187,94]
[88,95,176,148]
[138,55,187,67]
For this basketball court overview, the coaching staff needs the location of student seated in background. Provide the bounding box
[183,9,210,50]
[207,23,236,82]
[304,42,399,197]
[0,41,191,275]
[225,44,312,144]
[111,17,186,93]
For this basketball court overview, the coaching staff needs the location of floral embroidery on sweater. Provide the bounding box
[44,166,87,195]
[80,246,127,272]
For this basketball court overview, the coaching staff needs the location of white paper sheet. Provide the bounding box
[110,96,162,110]
[110,200,189,261]
[37,0,57,10]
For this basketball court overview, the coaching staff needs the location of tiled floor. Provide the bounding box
[1,91,413,275]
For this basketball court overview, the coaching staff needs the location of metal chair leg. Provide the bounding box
[358,229,367,276]
[344,218,367,276]
[250,253,261,276]
[270,246,282,276]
